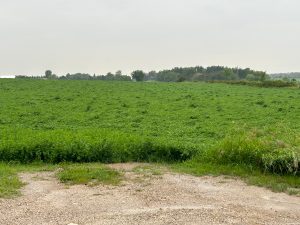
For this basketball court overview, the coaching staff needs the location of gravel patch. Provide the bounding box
[0,163,299,224]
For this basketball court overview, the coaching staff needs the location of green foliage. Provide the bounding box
[191,73,206,81]
[282,77,290,82]
[157,71,181,82]
[131,70,146,81]
[45,70,52,78]
[246,74,258,81]
[206,79,298,88]
[1,79,300,177]
[20,66,268,83]
[176,76,186,82]
[269,72,300,78]
[260,72,267,82]
[222,68,236,80]
[144,71,157,81]
[56,163,123,186]
[0,129,195,163]
[59,72,132,81]
[0,163,26,198]
[48,74,58,80]
[170,161,300,193]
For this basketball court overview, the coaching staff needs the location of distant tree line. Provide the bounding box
[60,71,131,81]
[143,66,268,82]
[206,79,298,88]
[15,75,44,79]
[269,72,300,78]
[16,70,131,81]
[15,66,294,84]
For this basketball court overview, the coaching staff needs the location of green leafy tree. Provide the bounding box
[164,72,180,82]
[144,70,157,81]
[106,72,115,81]
[115,70,122,81]
[115,70,122,76]
[282,77,290,82]
[192,73,205,81]
[176,76,186,82]
[45,70,52,78]
[182,67,196,80]
[260,72,268,82]
[119,75,132,81]
[157,70,168,82]
[246,74,257,81]
[48,74,58,79]
[131,70,146,81]
[222,68,237,80]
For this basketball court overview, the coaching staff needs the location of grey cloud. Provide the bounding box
[1,0,300,75]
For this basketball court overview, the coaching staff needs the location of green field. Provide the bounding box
[1,79,300,197]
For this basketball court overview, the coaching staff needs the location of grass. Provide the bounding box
[131,165,165,176]
[0,163,25,198]
[1,79,300,197]
[0,161,61,198]
[288,189,300,196]
[1,161,300,198]
[218,180,226,183]
[55,163,123,186]
[169,160,300,193]
[0,162,123,198]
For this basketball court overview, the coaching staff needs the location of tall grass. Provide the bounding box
[196,125,300,176]
[0,129,196,163]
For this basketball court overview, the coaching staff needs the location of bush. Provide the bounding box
[176,76,186,82]
[206,79,298,88]
[203,136,300,176]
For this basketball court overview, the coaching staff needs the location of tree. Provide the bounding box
[119,75,132,81]
[115,70,122,81]
[106,72,115,81]
[164,72,180,82]
[115,70,122,76]
[48,74,58,79]
[157,70,169,82]
[246,74,257,81]
[260,72,268,82]
[144,70,157,81]
[282,77,290,82]
[222,68,237,80]
[131,70,145,81]
[192,73,205,81]
[176,76,186,82]
[182,67,196,80]
[45,70,52,78]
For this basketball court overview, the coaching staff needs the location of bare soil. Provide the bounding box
[1,163,300,225]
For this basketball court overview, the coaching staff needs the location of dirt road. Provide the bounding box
[0,163,299,224]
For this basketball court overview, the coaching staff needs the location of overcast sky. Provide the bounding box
[1,0,300,76]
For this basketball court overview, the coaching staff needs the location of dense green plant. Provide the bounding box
[206,79,298,88]
[131,70,146,81]
[1,79,300,176]
[56,164,123,186]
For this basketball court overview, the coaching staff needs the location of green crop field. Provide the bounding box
[1,79,300,197]
[1,79,300,168]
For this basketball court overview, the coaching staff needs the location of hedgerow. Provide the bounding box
[206,79,298,88]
